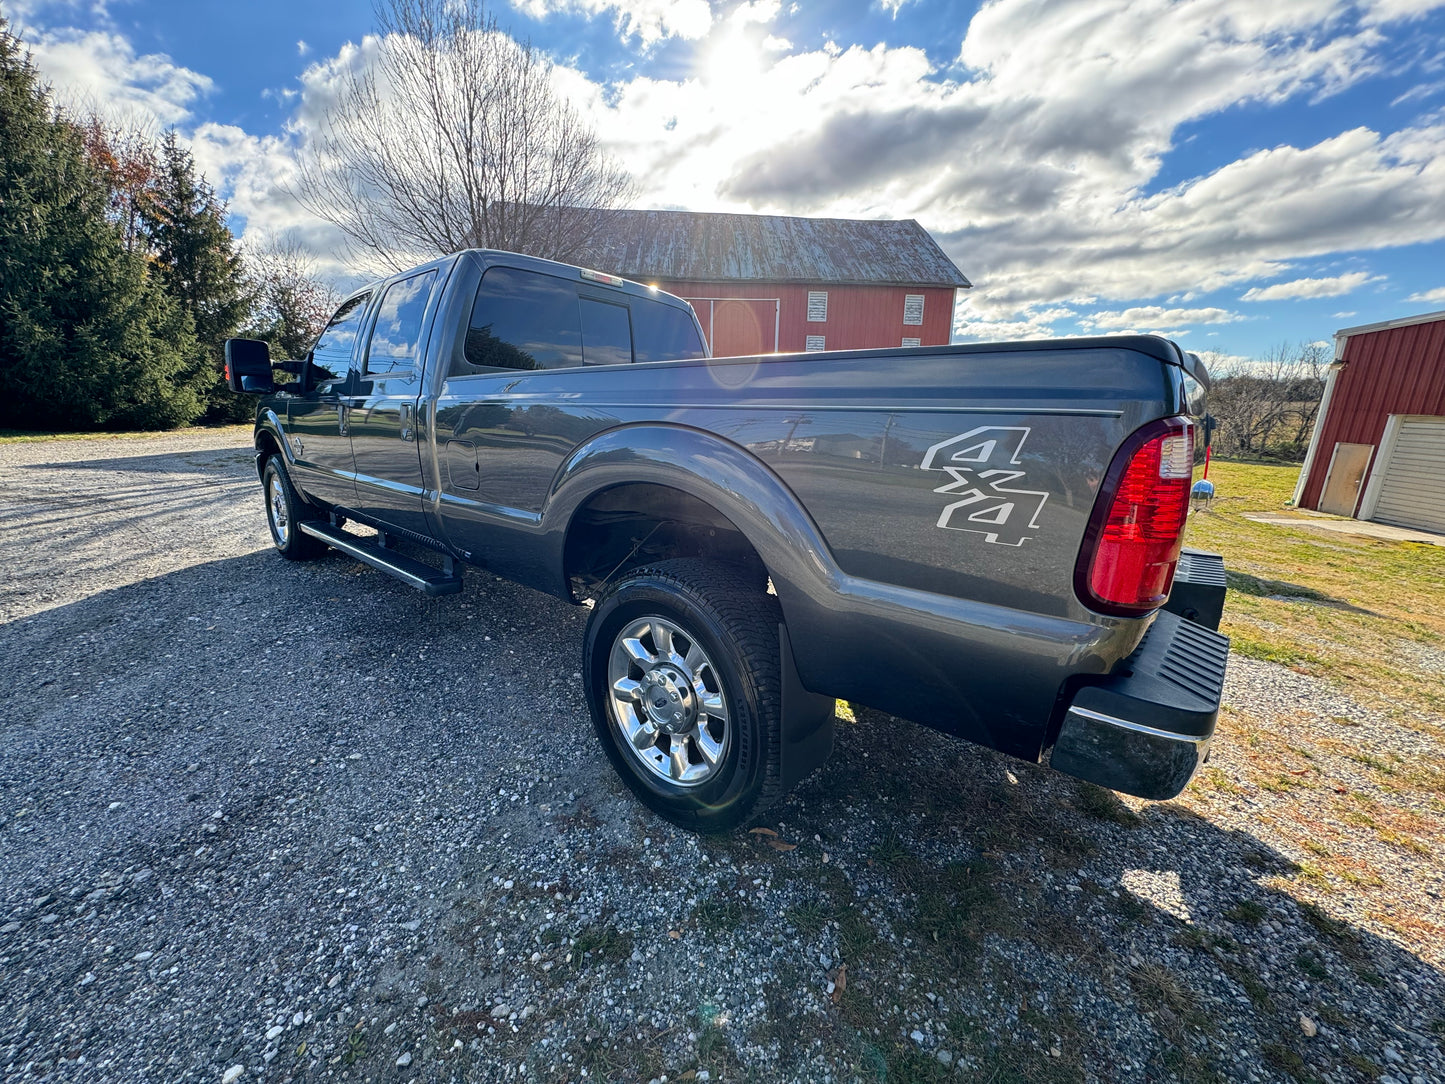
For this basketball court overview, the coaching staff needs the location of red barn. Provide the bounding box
[588,210,970,357]
[1294,309,1445,534]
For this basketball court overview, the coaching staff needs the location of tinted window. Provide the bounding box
[633,300,707,363]
[312,293,371,376]
[580,298,632,366]
[366,271,436,375]
[454,267,581,374]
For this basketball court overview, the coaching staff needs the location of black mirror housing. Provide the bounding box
[225,338,275,394]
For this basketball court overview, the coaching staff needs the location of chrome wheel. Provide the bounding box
[267,472,290,547]
[607,616,730,787]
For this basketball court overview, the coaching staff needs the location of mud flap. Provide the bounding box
[778,624,836,792]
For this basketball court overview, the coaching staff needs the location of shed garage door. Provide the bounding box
[1371,416,1445,533]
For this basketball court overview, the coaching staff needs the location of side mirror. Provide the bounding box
[225,338,276,394]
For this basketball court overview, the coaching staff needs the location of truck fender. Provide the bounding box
[542,423,845,612]
[252,409,293,481]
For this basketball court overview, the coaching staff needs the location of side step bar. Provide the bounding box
[297,520,463,596]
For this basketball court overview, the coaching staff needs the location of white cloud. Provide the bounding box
[1361,0,1445,25]
[25,28,212,126]
[561,0,1445,340]
[1083,307,1243,330]
[297,40,311,57]
[1406,286,1445,304]
[20,0,1445,333]
[507,0,712,44]
[1240,271,1380,301]
[1332,310,1357,317]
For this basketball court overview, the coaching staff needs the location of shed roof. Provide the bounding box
[1335,309,1445,342]
[587,209,971,289]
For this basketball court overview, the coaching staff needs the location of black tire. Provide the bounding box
[584,558,785,833]
[261,457,325,561]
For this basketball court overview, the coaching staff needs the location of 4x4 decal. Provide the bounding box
[920,426,1049,546]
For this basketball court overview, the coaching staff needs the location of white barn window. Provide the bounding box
[805,335,826,352]
[903,295,924,326]
[901,337,921,348]
[806,291,828,322]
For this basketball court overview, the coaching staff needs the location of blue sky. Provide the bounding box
[7,0,1445,364]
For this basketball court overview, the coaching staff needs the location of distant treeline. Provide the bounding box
[0,20,335,431]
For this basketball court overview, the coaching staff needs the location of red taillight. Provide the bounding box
[1076,417,1194,615]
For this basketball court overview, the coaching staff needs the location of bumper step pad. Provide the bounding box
[1050,610,1229,800]
[1164,548,1227,631]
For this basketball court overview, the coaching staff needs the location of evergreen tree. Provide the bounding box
[0,21,204,431]
[142,131,253,421]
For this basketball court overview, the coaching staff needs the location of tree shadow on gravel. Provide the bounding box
[0,546,606,1080]
[19,448,254,474]
[756,703,1445,1083]
[3,551,1443,1084]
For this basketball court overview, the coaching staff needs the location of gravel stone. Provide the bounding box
[1,430,1441,1084]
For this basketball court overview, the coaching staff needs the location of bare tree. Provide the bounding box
[243,233,341,361]
[292,0,634,270]
[1205,342,1327,460]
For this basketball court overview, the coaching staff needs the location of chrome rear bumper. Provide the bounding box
[1049,609,1229,800]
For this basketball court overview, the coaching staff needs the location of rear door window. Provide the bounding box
[580,297,633,366]
[455,267,581,373]
[365,271,437,375]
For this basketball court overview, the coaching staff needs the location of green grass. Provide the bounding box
[571,923,633,965]
[1224,900,1267,926]
[1188,459,1445,717]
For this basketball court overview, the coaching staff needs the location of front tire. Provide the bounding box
[584,559,785,833]
[261,457,324,561]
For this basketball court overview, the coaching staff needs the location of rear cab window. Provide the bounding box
[580,297,632,366]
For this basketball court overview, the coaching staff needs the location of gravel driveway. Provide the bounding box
[1,430,1441,1084]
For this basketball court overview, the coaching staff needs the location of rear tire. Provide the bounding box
[262,457,325,561]
[584,559,785,833]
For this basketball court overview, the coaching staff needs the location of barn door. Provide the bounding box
[1318,442,1373,516]
[684,297,780,357]
[1368,416,1445,533]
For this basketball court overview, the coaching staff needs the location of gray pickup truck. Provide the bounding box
[226,248,1229,831]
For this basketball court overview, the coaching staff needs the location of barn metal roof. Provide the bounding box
[587,209,971,289]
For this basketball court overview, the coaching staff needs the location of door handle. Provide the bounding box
[399,402,415,442]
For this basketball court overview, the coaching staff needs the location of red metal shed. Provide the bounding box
[587,210,970,357]
[1294,310,1445,533]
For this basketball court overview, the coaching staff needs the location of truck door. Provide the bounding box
[286,291,370,509]
[348,269,440,537]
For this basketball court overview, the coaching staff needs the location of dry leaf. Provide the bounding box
[831,963,847,1004]
[748,827,778,838]
[1299,1014,1317,1038]
[766,839,797,852]
[668,929,682,940]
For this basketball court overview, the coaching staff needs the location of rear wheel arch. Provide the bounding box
[545,424,840,612]
[562,481,769,601]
